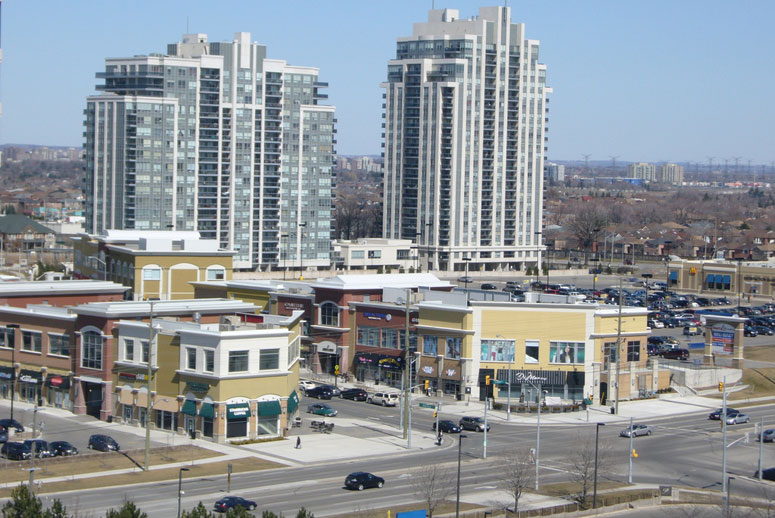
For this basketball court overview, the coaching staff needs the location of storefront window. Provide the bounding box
[422,335,438,356]
[525,340,539,364]
[627,341,641,362]
[481,339,515,362]
[357,327,380,347]
[81,331,103,370]
[549,341,585,364]
[445,337,461,359]
[383,329,398,349]
[399,330,418,352]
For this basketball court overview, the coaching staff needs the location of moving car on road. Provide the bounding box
[727,412,750,425]
[459,416,491,432]
[755,468,775,481]
[368,392,399,407]
[88,434,120,452]
[432,420,462,433]
[619,424,653,437]
[457,276,473,284]
[307,403,337,417]
[305,386,334,400]
[49,441,79,456]
[339,388,368,401]
[344,472,384,491]
[760,429,775,443]
[709,408,739,420]
[213,496,257,512]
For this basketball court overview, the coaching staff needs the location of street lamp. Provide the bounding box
[177,467,190,518]
[144,300,159,472]
[535,386,547,490]
[87,255,106,281]
[298,223,307,280]
[592,422,606,509]
[455,434,468,518]
[6,324,18,422]
[462,257,472,302]
[280,233,289,281]
[736,257,744,315]
[414,232,421,272]
[425,223,433,272]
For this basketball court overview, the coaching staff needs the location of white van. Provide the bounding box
[368,392,400,407]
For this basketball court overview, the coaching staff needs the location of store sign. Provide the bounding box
[514,372,547,383]
[422,365,434,374]
[712,323,735,354]
[364,312,392,321]
[284,302,305,310]
[49,376,64,387]
[19,370,43,384]
[445,368,457,377]
[0,367,14,380]
[318,342,338,354]
[119,372,148,382]
[378,357,401,369]
[19,374,38,384]
[185,382,210,393]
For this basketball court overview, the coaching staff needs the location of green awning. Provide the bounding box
[226,403,251,420]
[257,400,282,416]
[181,400,197,416]
[199,402,214,419]
[287,390,299,415]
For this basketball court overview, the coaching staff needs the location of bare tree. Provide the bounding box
[566,208,607,264]
[499,447,534,515]
[569,432,611,508]
[413,464,456,518]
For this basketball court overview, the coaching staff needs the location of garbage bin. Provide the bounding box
[456,392,462,401]
[610,406,615,414]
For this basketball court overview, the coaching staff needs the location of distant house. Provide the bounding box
[0,214,56,252]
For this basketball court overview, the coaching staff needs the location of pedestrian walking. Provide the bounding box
[295,436,302,449]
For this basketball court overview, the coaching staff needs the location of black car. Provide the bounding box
[0,426,7,443]
[660,348,689,361]
[88,434,120,452]
[213,496,257,513]
[480,283,498,290]
[709,408,739,420]
[744,326,759,337]
[1,441,31,460]
[23,440,54,458]
[340,388,368,401]
[755,468,775,481]
[0,419,24,433]
[49,441,79,456]
[344,472,385,491]
[305,386,334,400]
[432,420,461,433]
[459,416,491,432]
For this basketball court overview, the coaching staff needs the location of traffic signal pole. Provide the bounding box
[628,416,634,483]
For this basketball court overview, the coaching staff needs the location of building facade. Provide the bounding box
[84,32,336,271]
[657,163,684,185]
[545,162,565,183]
[381,7,550,273]
[627,162,656,181]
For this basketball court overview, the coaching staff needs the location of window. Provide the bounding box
[143,268,161,280]
[320,302,339,327]
[351,250,365,259]
[21,331,42,353]
[525,340,539,364]
[49,334,70,357]
[480,339,515,362]
[399,330,418,352]
[423,335,438,356]
[141,340,150,364]
[259,349,280,370]
[82,331,103,370]
[397,249,410,260]
[357,326,380,347]
[186,348,197,370]
[367,250,382,259]
[603,341,618,370]
[549,341,585,364]
[123,338,134,362]
[204,350,214,373]
[627,341,641,362]
[382,329,398,349]
[228,350,249,372]
[445,337,462,359]
[0,327,14,348]
[206,267,226,281]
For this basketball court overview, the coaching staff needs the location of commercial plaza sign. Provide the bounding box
[711,323,735,354]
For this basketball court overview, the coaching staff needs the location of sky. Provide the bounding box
[1,0,773,165]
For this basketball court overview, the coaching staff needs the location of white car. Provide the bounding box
[368,392,400,407]
[299,380,317,391]
[648,319,664,329]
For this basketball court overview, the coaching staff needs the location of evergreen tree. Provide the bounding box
[1,484,44,518]
[104,502,148,518]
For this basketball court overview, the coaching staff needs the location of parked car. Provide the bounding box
[0,419,24,433]
[755,468,775,481]
[683,326,702,336]
[759,430,775,443]
[0,427,7,443]
[320,384,342,397]
[744,326,759,337]
[432,420,462,434]
[709,408,739,420]
[1,441,31,460]
[459,416,491,432]
[23,440,54,458]
[344,472,385,491]
[660,348,689,361]
[480,283,498,290]
[754,325,775,336]
[299,380,317,391]
[648,319,664,329]
[307,403,337,417]
[727,412,750,425]
[457,276,473,284]
[87,434,120,452]
[619,424,653,437]
[213,496,257,513]
[340,388,368,401]
[368,392,400,407]
[305,386,334,400]
[49,441,79,456]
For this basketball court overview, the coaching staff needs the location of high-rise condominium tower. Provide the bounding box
[382,7,550,273]
[84,33,336,270]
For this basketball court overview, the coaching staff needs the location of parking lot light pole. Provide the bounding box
[759,417,765,481]
[177,467,190,518]
[6,323,18,423]
[455,434,467,518]
[463,257,471,303]
[144,301,155,472]
[593,422,605,509]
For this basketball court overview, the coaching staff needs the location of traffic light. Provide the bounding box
[433,411,438,419]
[424,380,430,390]
[485,375,491,386]
[334,365,340,376]
[631,448,638,459]
[718,381,724,392]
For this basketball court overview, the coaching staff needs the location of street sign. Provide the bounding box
[492,380,507,385]
[659,486,672,497]
[418,402,436,409]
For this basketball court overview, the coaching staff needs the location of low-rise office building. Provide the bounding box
[333,239,416,272]
[668,258,775,299]
[0,280,129,307]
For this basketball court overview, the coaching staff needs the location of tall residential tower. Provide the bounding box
[381,7,550,272]
[84,33,336,270]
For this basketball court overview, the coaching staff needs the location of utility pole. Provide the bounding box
[721,376,728,502]
[614,278,622,414]
[582,154,591,175]
[144,301,155,472]
[482,393,488,459]
[628,416,634,483]
[535,383,542,490]
[403,288,411,445]
[707,156,715,175]
[609,155,619,174]
[758,417,764,481]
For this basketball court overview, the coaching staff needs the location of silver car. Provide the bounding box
[727,413,750,425]
[619,424,653,437]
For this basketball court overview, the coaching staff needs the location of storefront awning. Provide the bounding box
[257,400,282,416]
[199,402,214,419]
[45,374,70,390]
[722,275,731,286]
[669,271,678,281]
[287,390,299,415]
[0,366,14,381]
[181,400,197,416]
[226,403,251,420]
[706,274,716,284]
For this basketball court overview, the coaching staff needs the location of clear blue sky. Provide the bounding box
[1,1,773,165]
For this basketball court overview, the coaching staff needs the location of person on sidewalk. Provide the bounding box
[295,436,302,449]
